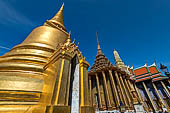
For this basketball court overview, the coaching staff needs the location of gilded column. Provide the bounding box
[52,58,71,105]
[57,59,71,105]
[114,71,128,106]
[65,63,71,105]
[152,82,169,111]
[80,59,90,106]
[102,71,112,109]
[95,73,102,109]
[160,81,170,96]
[108,70,120,107]
[142,82,157,111]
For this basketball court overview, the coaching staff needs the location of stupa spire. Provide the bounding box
[96,32,102,54]
[47,3,66,31]
[66,31,71,44]
[113,49,125,68]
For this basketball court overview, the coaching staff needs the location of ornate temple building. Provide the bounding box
[0,3,94,113]
[1,2,170,113]
[88,34,140,112]
[130,62,170,112]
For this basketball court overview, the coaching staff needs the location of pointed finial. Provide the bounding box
[145,59,148,66]
[77,42,79,47]
[48,2,66,30]
[154,59,156,63]
[153,59,157,66]
[68,31,71,39]
[64,31,71,45]
[96,32,102,54]
[73,38,75,44]
[60,2,64,11]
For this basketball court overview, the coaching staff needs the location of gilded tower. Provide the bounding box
[0,3,94,113]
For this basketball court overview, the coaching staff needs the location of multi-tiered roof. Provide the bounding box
[130,62,169,82]
[89,33,113,73]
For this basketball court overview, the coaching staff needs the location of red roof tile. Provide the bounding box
[136,74,150,79]
[136,76,151,82]
[148,66,159,74]
[134,67,148,76]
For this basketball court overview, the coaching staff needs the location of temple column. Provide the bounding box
[106,73,116,109]
[152,82,170,111]
[119,75,131,106]
[89,76,92,106]
[80,59,94,113]
[102,71,112,109]
[95,73,102,110]
[92,77,97,109]
[108,70,120,108]
[99,75,107,110]
[161,81,170,96]
[52,54,72,106]
[114,71,128,106]
[134,85,149,112]
[127,80,138,104]
[117,85,124,106]
[142,82,157,111]
[134,85,144,103]
[65,63,71,105]
[124,79,133,103]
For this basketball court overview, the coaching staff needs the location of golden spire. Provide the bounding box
[96,32,102,54]
[67,31,71,43]
[113,49,125,68]
[48,3,66,30]
[64,31,71,46]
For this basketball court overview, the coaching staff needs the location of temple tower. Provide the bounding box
[0,3,94,113]
[88,33,139,112]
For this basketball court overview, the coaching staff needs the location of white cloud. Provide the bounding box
[0,1,35,26]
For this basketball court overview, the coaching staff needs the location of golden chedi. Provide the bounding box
[0,3,94,113]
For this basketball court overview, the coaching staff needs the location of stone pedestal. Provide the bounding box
[134,104,145,113]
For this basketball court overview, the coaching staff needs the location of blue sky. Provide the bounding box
[0,0,170,71]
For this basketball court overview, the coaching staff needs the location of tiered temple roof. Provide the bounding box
[89,33,113,73]
[130,62,169,82]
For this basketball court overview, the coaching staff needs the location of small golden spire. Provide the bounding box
[67,31,71,42]
[96,32,102,54]
[49,2,66,30]
[64,31,71,46]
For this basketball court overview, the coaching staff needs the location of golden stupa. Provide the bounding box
[0,3,94,113]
